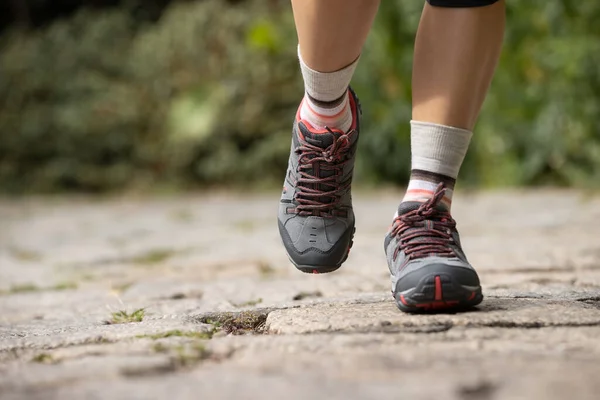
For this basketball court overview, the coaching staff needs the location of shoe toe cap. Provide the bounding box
[278,218,354,268]
[394,262,480,294]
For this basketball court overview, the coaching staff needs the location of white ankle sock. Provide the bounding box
[402,120,473,210]
[297,46,358,132]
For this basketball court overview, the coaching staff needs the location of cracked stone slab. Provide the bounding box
[266,297,600,334]
[211,326,600,359]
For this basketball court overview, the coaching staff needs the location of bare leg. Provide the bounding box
[412,1,505,130]
[402,2,506,209]
[291,0,380,72]
[292,0,380,132]
[385,2,505,313]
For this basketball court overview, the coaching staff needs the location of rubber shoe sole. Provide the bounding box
[287,229,355,275]
[394,273,483,313]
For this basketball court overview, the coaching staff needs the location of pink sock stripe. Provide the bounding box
[305,97,349,120]
[405,188,438,198]
[404,189,452,206]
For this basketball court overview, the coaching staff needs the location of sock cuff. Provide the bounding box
[410,120,473,179]
[298,45,359,102]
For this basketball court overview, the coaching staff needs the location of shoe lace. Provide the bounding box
[391,183,457,261]
[294,127,353,217]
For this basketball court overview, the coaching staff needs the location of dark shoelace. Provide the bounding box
[294,128,353,217]
[391,183,457,262]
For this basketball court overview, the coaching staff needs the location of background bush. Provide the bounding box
[1,0,599,193]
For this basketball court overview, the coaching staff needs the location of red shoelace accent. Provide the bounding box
[391,183,457,262]
[294,128,353,217]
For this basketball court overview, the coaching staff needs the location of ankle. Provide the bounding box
[402,120,473,210]
[299,90,352,132]
[297,46,358,132]
[298,46,359,103]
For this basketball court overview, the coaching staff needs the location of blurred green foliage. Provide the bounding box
[1,0,599,193]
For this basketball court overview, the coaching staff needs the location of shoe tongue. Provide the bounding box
[397,201,422,216]
[296,121,349,211]
[397,200,449,216]
[298,121,338,148]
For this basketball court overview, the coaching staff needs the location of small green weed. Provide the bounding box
[31,353,55,364]
[257,261,275,276]
[6,284,39,294]
[107,308,145,324]
[131,249,175,265]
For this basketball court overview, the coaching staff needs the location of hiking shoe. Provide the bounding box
[278,88,361,274]
[384,183,483,312]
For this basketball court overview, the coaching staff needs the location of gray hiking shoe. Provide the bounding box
[278,88,361,274]
[384,183,483,312]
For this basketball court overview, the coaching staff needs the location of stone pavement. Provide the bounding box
[1,189,600,400]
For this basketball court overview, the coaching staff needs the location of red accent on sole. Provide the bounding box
[400,294,409,306]
[468,292,476,301]
[312,270,319,274]
[434,276,443,301]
